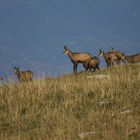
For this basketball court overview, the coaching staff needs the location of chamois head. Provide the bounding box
[98,49,104,56]
[14,66,20,75]
[110,47,115,52]
[63,46,70,55]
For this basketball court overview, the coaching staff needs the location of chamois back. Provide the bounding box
[124,53,140,63]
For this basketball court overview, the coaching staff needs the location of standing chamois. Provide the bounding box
[98,49,117,68]
[0,77,3,81]
[123,53,140,64]
[63,46,92,74]
[83,56,100,72]
[0,77,3,83]
[109,47,125,65]
[14,66,33,82]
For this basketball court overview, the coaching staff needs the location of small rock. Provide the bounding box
[87,74,110,80]
[99,100,112,106]
[78,131,96,139]
[119,109,132,115]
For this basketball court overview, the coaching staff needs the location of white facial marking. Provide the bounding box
[64,49,69,55]
[99,52,103,56]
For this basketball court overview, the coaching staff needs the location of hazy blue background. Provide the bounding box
[0,0,140,80]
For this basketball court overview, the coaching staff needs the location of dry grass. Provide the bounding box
[0,65,140,140]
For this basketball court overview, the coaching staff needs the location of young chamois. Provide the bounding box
[98,49,117,68]
[14,66,33,82]
[123,53,140,64]
[83,56,100,72]
[63,46,92,74]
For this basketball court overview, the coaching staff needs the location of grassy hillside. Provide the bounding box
[0,65,140,140]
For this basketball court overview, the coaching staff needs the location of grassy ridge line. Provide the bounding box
[0,65,140,140]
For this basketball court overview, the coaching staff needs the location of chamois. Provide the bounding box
[109,47,125,65]
[0,77,3,80]
[98,49,117,68]
[0,77,3,82]
[123,53,140,64]
[83,56,100,72]
[14,66,33,82]
[63,46,92,73]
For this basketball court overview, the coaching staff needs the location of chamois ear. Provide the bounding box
[111,47,115,51]
[13,65,17,69]
[122,52,125,56]
[99,49,102,52]
[98,49,102,56]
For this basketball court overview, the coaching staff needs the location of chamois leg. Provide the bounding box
[117,59,121,65]
[114,59,117,67]
[30,77,33,81]
[83,63,87,71]
[73,64,77,74]
[96,64,100,70]
[73,64,75,73]
[106,60,110,68]
[75,64,78,73]
[111,61,114,67]
[122,59,127,65]
[120,59,126,65]
[93,67,96,72]
[84,62,89,71]
[88,66,92,72]
[110,59,115,67]
[119,60,123,66]
[114,59,118,66]
[106,63,109,68]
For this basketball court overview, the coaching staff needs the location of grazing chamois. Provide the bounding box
[109,47,125,65]
[123,53,140,64]
[14,66,33,82]
[63,46,92,73]
[83,56,100,72]
[98,49,117,68]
